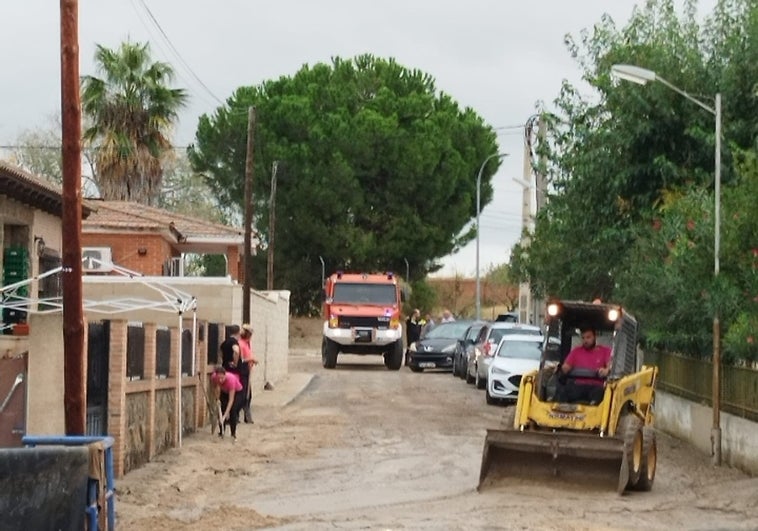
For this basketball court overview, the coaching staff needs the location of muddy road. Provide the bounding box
[118,352,758,530]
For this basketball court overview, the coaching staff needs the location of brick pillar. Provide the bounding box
[227,245,241,282]
[169,326,180,446]
[107,320,127,478]
[143,323,157,460]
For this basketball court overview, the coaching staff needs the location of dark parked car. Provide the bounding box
[407,320,474,372]
[452,321,487,379]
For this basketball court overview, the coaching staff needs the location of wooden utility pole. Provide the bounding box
[242,106,256,324]
[60,0,85,435]
[266,161,279,291]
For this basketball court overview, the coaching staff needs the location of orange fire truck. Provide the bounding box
[321,271,404,370]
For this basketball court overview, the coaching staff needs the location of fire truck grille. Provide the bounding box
[338,316,389,329]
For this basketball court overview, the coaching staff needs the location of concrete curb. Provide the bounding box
[254,372,315,409]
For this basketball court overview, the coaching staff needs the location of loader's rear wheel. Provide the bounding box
[634,428,657,491]
[618,413,644,490]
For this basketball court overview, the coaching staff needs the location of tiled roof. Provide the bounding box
[82,200,247,241]
[0,160,93,217]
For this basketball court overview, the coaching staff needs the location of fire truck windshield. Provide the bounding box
[332,283,396,305]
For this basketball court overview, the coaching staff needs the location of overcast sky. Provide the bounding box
[1,0,716,277]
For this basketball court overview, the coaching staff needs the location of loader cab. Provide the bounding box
[537,300,639,402]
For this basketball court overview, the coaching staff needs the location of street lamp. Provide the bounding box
[611,64,723,465]
[476,152,508,320]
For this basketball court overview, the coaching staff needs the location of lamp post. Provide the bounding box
[611,64,722,466]
[476,152,508,320]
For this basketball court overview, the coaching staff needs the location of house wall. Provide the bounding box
[82,232,173,275]
[25,313,65,436]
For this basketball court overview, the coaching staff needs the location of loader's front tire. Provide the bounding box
[501,406,517,429]
[322,338,339,369]
[634,428,657,491]
[618,413,644,490]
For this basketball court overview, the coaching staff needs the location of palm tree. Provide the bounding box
[82,41,188,205]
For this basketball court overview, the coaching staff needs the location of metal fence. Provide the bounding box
[126,323,145,381]
[206,323,220,366]
[645,350,758,423]
[155,327,171,378]
[181,329,193,376]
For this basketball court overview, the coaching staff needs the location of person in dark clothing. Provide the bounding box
[405,308,423,365]
[219,325,241,374]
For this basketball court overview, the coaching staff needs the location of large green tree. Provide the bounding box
[189,55,500,312]
[511,0,757,360]
[512,0,757,300]
[82,41,187,205]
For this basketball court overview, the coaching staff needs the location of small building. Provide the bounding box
[0,161,93,446]
[1,163,289,479]
[81,200,253,281]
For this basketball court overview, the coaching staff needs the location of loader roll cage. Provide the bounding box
[538,300,640,403]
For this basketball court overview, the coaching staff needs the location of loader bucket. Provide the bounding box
[478,429,629,494]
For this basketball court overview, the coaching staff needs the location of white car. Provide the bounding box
[486,334,544,405]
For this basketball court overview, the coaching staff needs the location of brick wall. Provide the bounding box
[82,233,173,276]
[22,284,289,478]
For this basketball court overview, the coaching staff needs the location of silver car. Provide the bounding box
[467,322,542,389]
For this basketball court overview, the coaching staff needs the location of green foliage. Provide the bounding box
[158,152,224,223]
[189,55,499,313]
[512,0,758,362]
[404,279,438,316]
[82,41,187,205]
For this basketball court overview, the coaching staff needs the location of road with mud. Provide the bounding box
[118,352,758,530]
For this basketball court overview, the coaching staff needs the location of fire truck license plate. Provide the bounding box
[354,329,372,342]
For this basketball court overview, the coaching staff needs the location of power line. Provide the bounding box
[125,0,217,110]
[133,0,224,106]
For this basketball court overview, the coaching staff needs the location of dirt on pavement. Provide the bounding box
[116,319,758,530]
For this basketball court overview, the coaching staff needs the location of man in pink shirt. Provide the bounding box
[211,366,244,441]
[557,328,612,404]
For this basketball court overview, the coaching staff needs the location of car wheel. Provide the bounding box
[475,369,486,390]
[386,340,403,371]
[451,356,458,377]
[486,387,497,405]
[465,364,475,384]
[459,359,468,380]
[322,338,338,369]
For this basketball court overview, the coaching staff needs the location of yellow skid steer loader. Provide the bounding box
[478,300,658,494]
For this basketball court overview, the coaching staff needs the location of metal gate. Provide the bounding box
[0,353,27,447]
[86,321,110,436]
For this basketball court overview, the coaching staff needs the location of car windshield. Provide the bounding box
[466,325,484,341]
[425,321,470,339]
[496,340,543,360]
[489,326,540,344]
[332,283,396,305]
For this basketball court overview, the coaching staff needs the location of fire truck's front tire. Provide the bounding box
[386,340,403,371]
[322,338,338,369]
